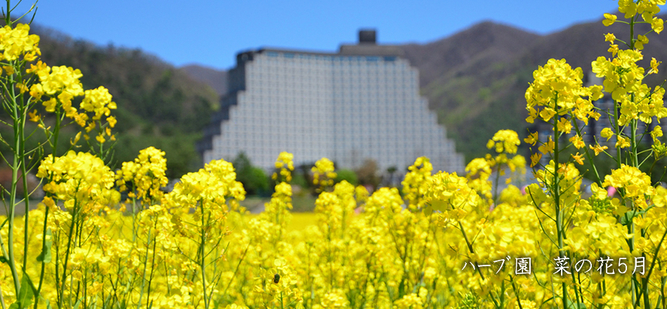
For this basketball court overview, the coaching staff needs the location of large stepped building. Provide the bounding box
[198,30,464,174]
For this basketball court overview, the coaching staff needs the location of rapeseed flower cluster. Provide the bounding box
[312,158,337,190]
[273,151,295,182]
[401,157,432,211]
[36,151,119,212]
[116,146,168,204]
[20,38,117,146]
[0,23,40,61]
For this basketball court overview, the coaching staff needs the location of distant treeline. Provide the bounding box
[1,24,220,179]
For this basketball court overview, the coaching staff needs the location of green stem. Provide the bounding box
[660,273,666,309]
[510,275,523,309]
[635,226,667,308]
[552,107,569,309]
[34,111,60,309]
[137,225,152,309]
[6,59,23,304]
[631,119,638,167]
[628,14,640,307]
[0,284,5,309]
[131,197,138,242]
[457,221,484,281]
[58,203,79,308]
[571,114,602,185]
[5,0,10,27]
[222,243,250,297]
[613,99,622,169]
[569,252,582,307]
[493,164,501,206]
[21,152,28,273]
[33,206,49,309]
[16,75,29,277]
[499,280,506,308]
[457,221,500,308]
[145,219,159,308]
[199,199,209,309]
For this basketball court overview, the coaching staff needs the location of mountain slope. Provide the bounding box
[400,17,667,161]
[401,21,541,88]
[179,64,228,96]
[31,25,220,177]
[399,21,542,160]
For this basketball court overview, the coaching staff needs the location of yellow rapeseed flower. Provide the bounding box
[487,129,520,154]
[651,125,663,143]
[652,16,664,33]
[615,135,631,148]
[538,136,554,154]
[571,152,584,165]
[635,34,649,50]
[36,151,120,211]
[524,131,538,146]
[603,164,655,209]
[603,13,617,26]
[604,33,616,43]
[2,65,14,75]
[557,118,572,134]
[569,134,585,149]
[590,143,608,156]
[312,157,336,187]
[273,151,294,182]
[0,23,41,61]
[650,57,661,74]
[403,157,433,210]
[28,109,40,122]
[116,147,168,204]
[601,127,614,141]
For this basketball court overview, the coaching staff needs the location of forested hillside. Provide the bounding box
[400,16,667,161]
[32,26,220,178]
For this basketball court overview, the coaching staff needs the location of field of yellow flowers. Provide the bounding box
[2,0,667,308]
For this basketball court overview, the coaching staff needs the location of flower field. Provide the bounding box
[2,0,667,308]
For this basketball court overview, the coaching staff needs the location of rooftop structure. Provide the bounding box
[198,30,465,174]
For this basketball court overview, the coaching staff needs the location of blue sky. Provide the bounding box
[15,0,619,70]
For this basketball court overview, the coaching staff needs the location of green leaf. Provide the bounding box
[565,298,587,309]
[526,183,547,206]
[8,303,19,309]
[18,273,36,308]
[620,211,633,226]
[36,228,53,263]
[72,298,81,309]
[0,256,7,264]
[620,209,647,226]
[38,292,52,309]
[0,217,8,230]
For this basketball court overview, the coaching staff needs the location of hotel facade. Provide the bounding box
[198,31,465,174]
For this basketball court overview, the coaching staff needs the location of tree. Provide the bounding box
[386,165,398,187]
[335,169,358,186]
[356,159,380,190]
[233,152,269,196]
